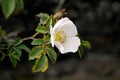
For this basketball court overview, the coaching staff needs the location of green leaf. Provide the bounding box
[36,26,48,34]
[37,13,49,18]
[8,49,19,67]
[16,0,24,10]
[40,62,48,72]
[46,46,57,63]
[46,17,52,27]
[11,53,20,61]
[9,56,17,67]
[1,0,15,18]
[29,46,43,60]
[9,50,20,61]
[78,45,84,58]
[17,44,30,53]
[32,54,48,72]
[13,38,23,46]
[6,40,12,49]
[44,34,50,42]
[36,13,50,25]
[82,40,91,49]
[14,47,22,57]
[31,39,44,45]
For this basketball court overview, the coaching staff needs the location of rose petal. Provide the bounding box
[61,37,80,54]
[50,26,55,47]
[53,17,70,30]
[54,42,64,53]
[54,17,77,37]
[60,21,77,37]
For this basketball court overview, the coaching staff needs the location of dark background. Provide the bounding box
[0,0,120,80]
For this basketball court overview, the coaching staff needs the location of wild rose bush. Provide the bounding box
[0,11,90,72]
[0,0,90,72]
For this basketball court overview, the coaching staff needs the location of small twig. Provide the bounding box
[22,37,35,41]
[32,32,40,38]
[22,32,40,41]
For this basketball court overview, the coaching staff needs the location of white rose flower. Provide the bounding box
[50,17,81,54]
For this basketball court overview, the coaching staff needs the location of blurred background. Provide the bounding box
[0,0,120,80]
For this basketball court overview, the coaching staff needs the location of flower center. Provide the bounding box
[54,30,66,43]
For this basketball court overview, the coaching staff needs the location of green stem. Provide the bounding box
[22,37,35,41]
[32,32,40,38]
[22,32,40,41]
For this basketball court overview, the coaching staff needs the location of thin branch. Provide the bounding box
[22,32,40,41]
[22,37,35,41]
[32,32,40,38]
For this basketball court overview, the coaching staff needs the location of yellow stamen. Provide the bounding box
[54,30,66,43]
